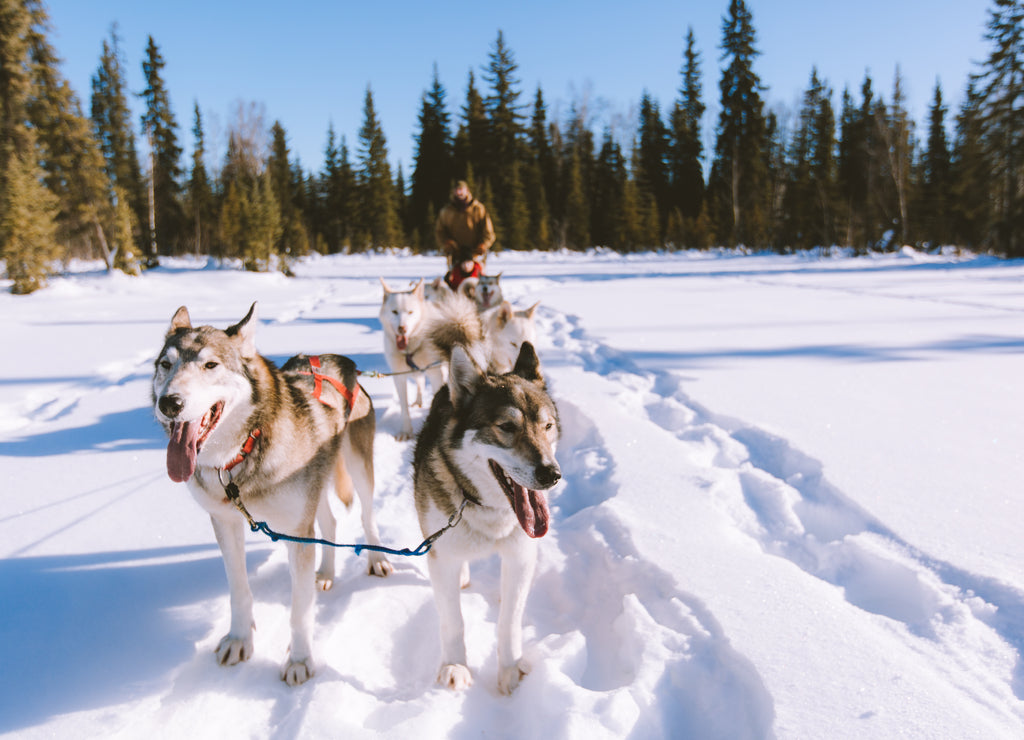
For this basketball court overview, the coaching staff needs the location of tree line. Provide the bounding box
[1,0,1022,294]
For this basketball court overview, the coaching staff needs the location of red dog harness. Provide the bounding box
[302,355,359,409]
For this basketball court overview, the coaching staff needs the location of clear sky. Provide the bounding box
[43,0,991,179]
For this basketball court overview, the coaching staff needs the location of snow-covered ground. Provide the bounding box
[1,248,1022,739]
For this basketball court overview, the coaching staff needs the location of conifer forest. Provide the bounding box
[1,0,1023,293]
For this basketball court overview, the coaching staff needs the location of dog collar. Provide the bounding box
[222,428,262,473]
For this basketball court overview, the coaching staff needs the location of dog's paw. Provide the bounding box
[497,659,531,695]
[368,554,394,578]
[395,428,415,442]
[215,634,253,666]
[315,573,334,591]
[459,561,471,589]
[281,657,315,686]
[437,663,473,691]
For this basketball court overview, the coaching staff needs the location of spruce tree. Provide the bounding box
[483,30,527,239]
[918,82,952,247]
[975,0,1024,256]
[527,87,557,246]
[1,136,60,293]
[669,27,706,231]
[0,0,33,206]
[141,35,184,256]
[950,80,990,249]
[187,103,215,255]
[356,86,401,249]
[26,2,118,267]
[636,92,671,241]
[453,71,489,188]
[268,120,309,266]
[90,25,145,250]
[410,64,453,250]
[783,68,835,248]
[708,0,771,246]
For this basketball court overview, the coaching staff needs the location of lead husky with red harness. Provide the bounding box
[152,302,392,686]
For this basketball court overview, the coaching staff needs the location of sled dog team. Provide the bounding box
[152,271,559,694]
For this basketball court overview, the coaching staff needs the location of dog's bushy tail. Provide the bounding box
[426,292,488,370]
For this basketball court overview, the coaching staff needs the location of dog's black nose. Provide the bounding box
[536,462,561,489]
[159,394,184,419]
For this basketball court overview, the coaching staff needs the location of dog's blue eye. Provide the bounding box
[204,361,219,370]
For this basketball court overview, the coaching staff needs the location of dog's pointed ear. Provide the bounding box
[495,301,513,328]
[167,306,192,336]
[522,301,540,319]
[226,302,258,358]
[512,341,544,385]
[380,277,393,294]
[413,278,424,300]
[448,345,483,408]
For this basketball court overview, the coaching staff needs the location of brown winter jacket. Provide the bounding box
[435,196,495,264]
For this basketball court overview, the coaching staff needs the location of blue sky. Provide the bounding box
[44,0,990,178]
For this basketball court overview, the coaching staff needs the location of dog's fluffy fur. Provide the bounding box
[413,338,561,694]
[152,303,392,686]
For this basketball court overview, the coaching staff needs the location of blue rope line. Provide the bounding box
[224,479,466,558]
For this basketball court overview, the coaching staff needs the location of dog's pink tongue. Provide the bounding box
[167,421,199,483]
[396,334,408,351]
[513,486,549,538]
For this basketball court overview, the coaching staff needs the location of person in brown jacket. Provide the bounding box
[435,180,495,289]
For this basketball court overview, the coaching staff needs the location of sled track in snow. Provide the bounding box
[537,303,1024,717]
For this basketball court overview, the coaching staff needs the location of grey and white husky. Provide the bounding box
[412,339,561,694]
[152,302,392,686]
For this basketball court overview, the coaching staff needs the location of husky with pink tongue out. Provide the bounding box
[413,340,561,695]
[152,302,392,687]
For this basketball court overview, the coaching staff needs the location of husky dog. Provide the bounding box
[424,275,453,303]
[379,278,444,440]
[428,293,540,376]
[413,340,561,694]
[483,301,540,374]
[152,303,392,686]
[459,273,503,312]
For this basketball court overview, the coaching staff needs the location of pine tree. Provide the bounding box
[111,185,141,275]
[483,29,527,239]
[669,27,706,230]
[1,136,60,293]
[877,68,913,247]
[918,82,953,246]
[187,103,215,254]
[90,25,145,252]
[141,35,184,256]
[636,92,671,241]
[26,2,119,268]
[268,120,309,266]
[527,86,557,246]
[975,0,1024,256]
[355,86,401,249]
[453,71,489,187]
[592,129,628,248]
[410,64,453,250]
[950,80,990,249]
[562,148,589,249]
[708,0,771,246]
[0,0,33,207]
[783,68,836,249]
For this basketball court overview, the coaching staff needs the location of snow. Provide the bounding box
[1,247,1023,738]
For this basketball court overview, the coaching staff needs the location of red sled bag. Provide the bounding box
[445,260,483,290]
